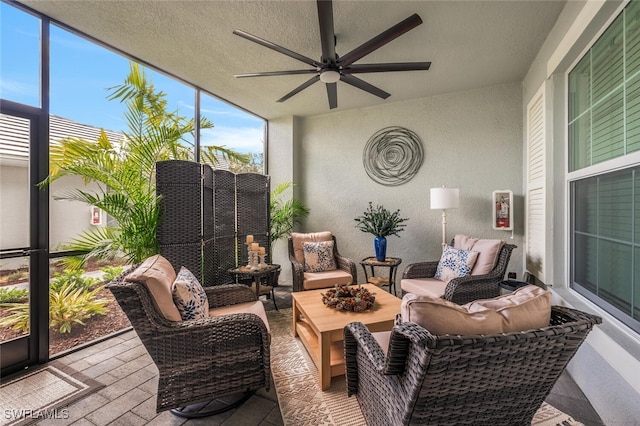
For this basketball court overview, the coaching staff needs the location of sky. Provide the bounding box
[0,2,264,154]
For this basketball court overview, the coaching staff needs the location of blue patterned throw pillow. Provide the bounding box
[303,241,337,272]
[434,246,479,283]
[172,266,209,320]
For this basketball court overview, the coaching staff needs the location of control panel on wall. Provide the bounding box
[492,190,513,231]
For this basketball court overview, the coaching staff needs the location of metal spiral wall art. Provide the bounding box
[363,126,424,186]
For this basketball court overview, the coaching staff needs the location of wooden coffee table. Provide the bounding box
[291,284,401,390]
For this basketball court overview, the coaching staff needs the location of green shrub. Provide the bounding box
[0,302,30,333]
[0,287,29,303]
[0,283,108,334]
[99,265,124,282]
[49,283,109,334]
[50,270,98,292]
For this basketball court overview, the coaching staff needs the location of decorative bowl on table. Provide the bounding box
[321,284,375,312]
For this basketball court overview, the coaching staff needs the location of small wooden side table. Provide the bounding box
[228,264,281,310]
[360,257,402,295]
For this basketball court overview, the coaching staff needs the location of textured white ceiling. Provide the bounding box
[19,0,566,120]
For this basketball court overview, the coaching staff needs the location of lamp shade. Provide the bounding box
[430,187,459,210]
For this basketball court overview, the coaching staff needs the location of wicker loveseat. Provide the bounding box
[344,298,601,426]
[401,235,516,304]
[107,255,271,417]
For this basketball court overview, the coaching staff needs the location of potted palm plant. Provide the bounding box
[269,181,310,253]
[354,202,408,261]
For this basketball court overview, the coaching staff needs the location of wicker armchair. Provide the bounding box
[288,232,358,292]
[401,241,516,304]
[107,268,270,417]
[344,306,601,426]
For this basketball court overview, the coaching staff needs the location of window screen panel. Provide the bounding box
[569,114,591,171]
[598,239,632,313]
[598,170,633,241]
[626,0,640,78]
[569,54,591,121]
[574,233,598,293]
[591,14,624,105]
[592,88,625,164]
[628,74,640,153]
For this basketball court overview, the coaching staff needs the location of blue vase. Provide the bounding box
[374,236,387,262]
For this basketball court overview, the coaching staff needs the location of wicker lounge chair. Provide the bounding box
[401,237,516,304]
[107,257,271,418]
[344,306,601,426]
[288,231,358,292]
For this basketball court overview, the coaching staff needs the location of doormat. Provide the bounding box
[268,308,583,426]
[0,361,104,426]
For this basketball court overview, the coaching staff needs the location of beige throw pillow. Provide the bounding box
[400,285,551,335]
[453,235,505,275]
[291,231,333,265]
[303,241,337,272]
[466,284,552,332]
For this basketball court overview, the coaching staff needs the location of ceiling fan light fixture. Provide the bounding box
[319,70,340,83]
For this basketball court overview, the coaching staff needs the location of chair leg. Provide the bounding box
[170,391,255,418]
[271,287,278,310]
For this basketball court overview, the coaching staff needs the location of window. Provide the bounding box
[0,3,40,107]
[569,0,640,171]
[569,0,640,332]
[572,169,639,331]
[0,1,267,357]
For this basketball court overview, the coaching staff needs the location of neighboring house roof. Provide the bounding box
[0,114,124,167]
[0,114,229,169]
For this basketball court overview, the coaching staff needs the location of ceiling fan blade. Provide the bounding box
[341,75,390,99]
[317,0,336,63]
[326,82,338,109]
[344,62,431,74]
[233,29,320,67]
[235,69,317,78]
[277,75,321,103]
[337,14,423,67]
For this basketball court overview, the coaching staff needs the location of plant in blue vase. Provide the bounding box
[354,202,408,261]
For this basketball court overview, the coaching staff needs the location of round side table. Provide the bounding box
[360,257,402,295]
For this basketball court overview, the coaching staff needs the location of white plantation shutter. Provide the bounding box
[526,84,549,283]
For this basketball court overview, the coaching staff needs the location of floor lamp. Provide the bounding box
[430,187,459,248]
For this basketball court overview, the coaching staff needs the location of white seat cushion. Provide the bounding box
[303,269,352,290]
[208,301,270,333]
[400,278,448,298]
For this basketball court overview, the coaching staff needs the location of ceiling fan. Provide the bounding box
[233,0,431,109]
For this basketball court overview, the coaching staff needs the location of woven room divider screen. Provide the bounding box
[156,160,270,285]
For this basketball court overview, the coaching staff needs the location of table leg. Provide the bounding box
[292,301,299,337]
[389,266,396,295]
[360,264,369,283]
[320,331,331,390]
[254,277,261,298]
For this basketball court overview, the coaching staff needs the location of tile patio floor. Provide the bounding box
[36,284,604,426]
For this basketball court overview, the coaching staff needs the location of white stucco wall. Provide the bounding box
[269,81,524,286]
[0,164,30,250]
[522,1,640,423]
[0,162,105,263]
